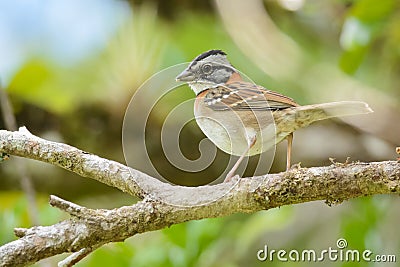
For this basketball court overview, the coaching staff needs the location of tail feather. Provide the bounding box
[275,101,373,133]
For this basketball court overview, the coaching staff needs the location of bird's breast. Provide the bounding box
[194,95,283,156]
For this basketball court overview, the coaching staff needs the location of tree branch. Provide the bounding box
[0,127,148,199]
[0,128,399,266]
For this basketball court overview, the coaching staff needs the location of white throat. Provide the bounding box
[188,82,215,95]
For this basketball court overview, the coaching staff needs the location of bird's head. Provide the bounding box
[176,50,238,94]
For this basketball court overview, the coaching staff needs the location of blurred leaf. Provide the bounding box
[8,59,75,114]
[339,44,368,74]
[187,219,224,255]
[340,196,388,267]
[163,223,187,248]
[168,13,234,64]
[161,218,225,266]
[340,17,371,51]
[339,0,397,74]
[234,206,293,256]
[0,192,27,244]
[84,243,135,267]
[0,192,64,245]
[351,0,396,23]
[93,4,167,113]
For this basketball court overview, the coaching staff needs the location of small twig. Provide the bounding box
[329,157,352,166]
[13,228,28,238]
[58,247,98,267]
[49,195,85,217]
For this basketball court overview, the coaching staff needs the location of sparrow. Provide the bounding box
[176,50,373,182]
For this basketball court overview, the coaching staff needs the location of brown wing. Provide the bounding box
[204,81,298,111]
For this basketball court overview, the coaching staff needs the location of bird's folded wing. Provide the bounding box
[204,81,298,111]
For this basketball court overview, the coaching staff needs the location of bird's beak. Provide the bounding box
[176,69,195,82]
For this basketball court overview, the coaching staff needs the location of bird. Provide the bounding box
[176,49,373,182]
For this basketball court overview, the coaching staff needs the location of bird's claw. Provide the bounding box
[224,174,241,183]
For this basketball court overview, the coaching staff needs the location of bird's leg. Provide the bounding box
[224,135,256,183]
[286,133,293,171]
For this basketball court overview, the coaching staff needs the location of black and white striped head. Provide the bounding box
[176,50,237,95]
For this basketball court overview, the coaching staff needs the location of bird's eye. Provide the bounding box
[202,64,212,74]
